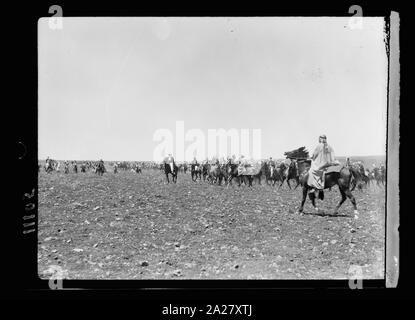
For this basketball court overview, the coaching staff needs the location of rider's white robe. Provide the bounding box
[307,143,335,189]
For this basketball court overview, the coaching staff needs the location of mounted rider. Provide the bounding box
[191,156,199,165]
[307,134,339,197]
[164,153,175,172]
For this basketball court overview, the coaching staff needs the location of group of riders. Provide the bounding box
[40,135,385,214]
[42,158,106,175]
[41,134,386,191]
[161,135,386,191]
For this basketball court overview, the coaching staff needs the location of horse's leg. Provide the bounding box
[294,178,300,190]
[165,172,169,184]
[350,179,356,191]
[308,191,318,211]
[298,186,308,214]
[278,178,285,190]
[287,179,292,190]
[333,186,347,215]
[344,187,358,216]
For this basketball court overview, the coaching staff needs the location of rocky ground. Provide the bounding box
[38,169,385,280]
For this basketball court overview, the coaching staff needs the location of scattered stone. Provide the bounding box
[184,262,195,268]
[73,248,83,252]
[140,261,149,267]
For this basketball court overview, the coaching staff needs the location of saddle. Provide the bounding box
[325,164,343,174]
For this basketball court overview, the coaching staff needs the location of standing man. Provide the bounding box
[307,134,337,199]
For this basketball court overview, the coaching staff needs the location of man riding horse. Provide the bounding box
[297,134,358,216]
[163,153,178,183]
[190,156,202,181]
[307,134,338,200]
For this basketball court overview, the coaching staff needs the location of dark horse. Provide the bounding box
[202,163,210,181]
[225,161,241,187]
[95,162,106,176]
[279,160,300,190]
[164,162,178,183]
[190,163,202,182]
[297,160,358,216]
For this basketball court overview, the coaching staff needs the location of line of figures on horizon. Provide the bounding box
[39,155,386,191]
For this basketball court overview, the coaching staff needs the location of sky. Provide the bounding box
[38,17,388,161]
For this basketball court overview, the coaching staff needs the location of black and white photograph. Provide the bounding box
[36,14,397,283]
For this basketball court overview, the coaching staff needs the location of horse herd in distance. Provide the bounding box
[39,155,386,192]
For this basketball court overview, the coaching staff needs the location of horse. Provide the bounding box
[190,163,202,182]
[164,162,178,183]
[252,161,268,185]
[279,159,300,190]
[296,159,359,216]
[202,163,210,182]
[207,161,223,185]
[95,162,106,176]
[238,161,266,187]
[225,161,241,187]
[348,162,369,191]
[267,162,285,187]
[45,161,54,173]
[373,166,386,187]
